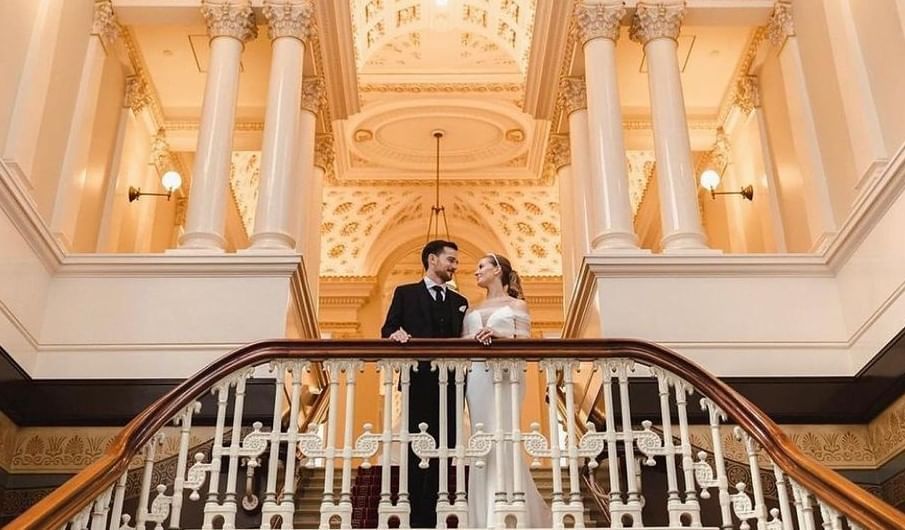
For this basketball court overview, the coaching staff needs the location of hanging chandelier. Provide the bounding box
[425,129,451,243]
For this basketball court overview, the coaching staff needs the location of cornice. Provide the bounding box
[359,83,524,95]
[314,0,360,119]
[522,0,573,120]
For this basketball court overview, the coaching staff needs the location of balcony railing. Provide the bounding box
[6,339,903,530]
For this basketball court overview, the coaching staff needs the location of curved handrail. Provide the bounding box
[7,338,904,530]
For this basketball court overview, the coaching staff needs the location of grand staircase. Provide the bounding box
[293,466,608,529]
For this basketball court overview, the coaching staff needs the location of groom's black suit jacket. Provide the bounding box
[380,281,467,528]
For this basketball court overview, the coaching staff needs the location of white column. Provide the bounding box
[249,0,315,250]
[2,0,65,183]
[736,76,788,253]
[550,136,574,304]
[178,0,257,251]
[823,0,887,182]
[49,0,119,250]
[574,1,639,250]
[559,78,593,262]
[96,76,152,252]
[294,79,325,284]
[631,1,709,252]
[767,1,836,251]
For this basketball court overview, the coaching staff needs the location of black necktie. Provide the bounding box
[432,285,445,303]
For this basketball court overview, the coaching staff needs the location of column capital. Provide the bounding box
[559,77,587,115]
[574,1,626,44]
[548,135,571,171]
[315,134,334,170]
[124,75,151,113]
[92,0,120,47]
[262,0,316,41]
[201,0,258,43]
[767,1,794,47]
[301,77,327,113]
[735,75,761,113]
[629,1,686,46]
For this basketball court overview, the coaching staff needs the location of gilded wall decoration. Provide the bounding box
[868,392,905,466]
[9,427,214,474]
[229,151,262,236]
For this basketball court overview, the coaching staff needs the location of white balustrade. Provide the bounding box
[44,351,889,530]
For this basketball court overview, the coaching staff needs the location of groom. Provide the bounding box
[381,239,468,528]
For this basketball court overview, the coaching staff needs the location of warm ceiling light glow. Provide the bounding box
[699,169,720,191]
[435,0,449,6]
[161,170,183,193]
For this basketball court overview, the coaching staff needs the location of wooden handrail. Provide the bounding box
[7,338,904,530]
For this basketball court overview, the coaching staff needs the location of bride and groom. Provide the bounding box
[380,240,551,529]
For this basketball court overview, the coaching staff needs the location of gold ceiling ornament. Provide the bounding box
[767,0,795,47]
[425,129,451,243]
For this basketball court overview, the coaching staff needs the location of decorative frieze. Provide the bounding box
[301,77,327,114]
[123,75,151,114]
[149,129,172,173]
[574,1,625,44]
[629,1,685,45]
[200,0,258,43]
[262,0,316,41]
[767,0,795,47]
[547,135,571,171]
[92,0,120,47]
[734,75,761,114]
[559,77,587,114]
[314,134,335,170]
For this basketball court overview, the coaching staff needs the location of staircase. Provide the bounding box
[293,466,608,529]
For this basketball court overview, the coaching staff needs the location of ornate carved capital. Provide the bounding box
[548,135,571,170]
[314,134,334,169]
[559,77,587,115]
[301,78,326,113]
[201,0,258,43]
[92,0,120,46]
[710,127,731,171]
[149,129,173,173]
[123,75,151,113]
[767,0,794,47]
[735,75,760,113]
[574,1,626,44]
[262,0,315,41]
[629,1,686,46]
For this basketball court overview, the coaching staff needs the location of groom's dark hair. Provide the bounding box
[422,240,458,270]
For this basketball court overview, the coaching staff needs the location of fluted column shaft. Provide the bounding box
[631,1,708,251]
[250,0,315,250]
[50,0,119,250]
[575,1,638,250]
[180,1,257,251]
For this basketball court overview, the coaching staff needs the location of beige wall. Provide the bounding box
[29,0,92,219]
[0,0,40,151]
[792,0,858,225]
[850,0,905,153]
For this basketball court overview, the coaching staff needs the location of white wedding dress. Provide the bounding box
[463,305,552,529]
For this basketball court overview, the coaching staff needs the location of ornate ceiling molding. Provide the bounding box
[314,0,360,119]
[522,0,573,120]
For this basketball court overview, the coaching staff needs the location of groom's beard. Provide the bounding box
[436,269,454,283]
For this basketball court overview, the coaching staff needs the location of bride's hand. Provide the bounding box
[475,327,494,346]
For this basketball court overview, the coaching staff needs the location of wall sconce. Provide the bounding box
[128,170,183,202]
[699,168,754,201]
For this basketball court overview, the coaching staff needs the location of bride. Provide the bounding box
[463,253,552,528]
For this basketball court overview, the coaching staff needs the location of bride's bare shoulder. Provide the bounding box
[508,298,529,313]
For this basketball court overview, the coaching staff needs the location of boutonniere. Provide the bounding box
[458,305,467,313]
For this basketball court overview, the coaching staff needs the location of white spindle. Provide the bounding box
[543,362,565,505]
[261,361,288,529]
[108,472,128,530]
[509,360,525,507]
[225,374,251,512]
[88,486,113,530]
[701,398,733,530]
[673,379,700,513]
[323,361,341,506]
[171,401,201,528]
[398,362,413,524]
[654,372,681,512]
[772,464,794,530]
[136,433,164,528]
[282,362,305,507]
[736,427,768,528]
[562,365,582,504]
[454,362,467,513]
[378,361,394,507]
[599,361,622,508]
[790,478,818,530]
[492,361,508,510]
[438,363,450,507]
[340,361,362,509]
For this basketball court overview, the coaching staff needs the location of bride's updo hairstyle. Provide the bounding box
[487,253,525,300]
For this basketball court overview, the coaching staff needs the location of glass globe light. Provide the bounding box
[699,169,721,191]
[161,170,182,193]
